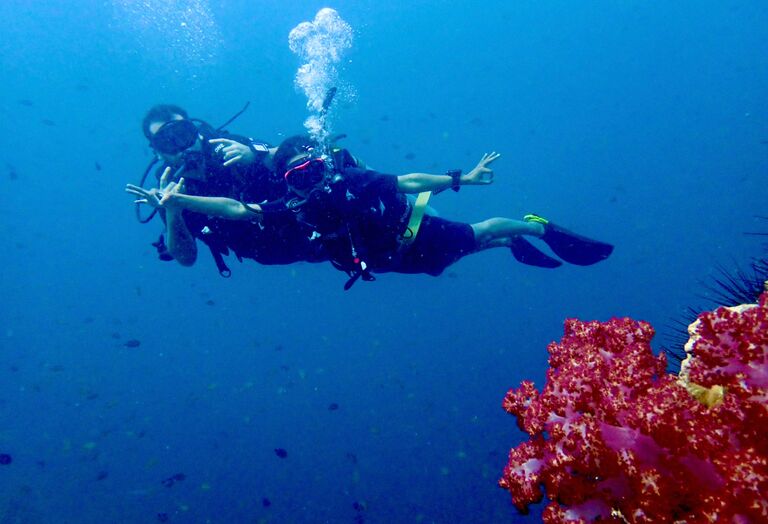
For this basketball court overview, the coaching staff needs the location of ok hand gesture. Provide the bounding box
[462,152,501,185]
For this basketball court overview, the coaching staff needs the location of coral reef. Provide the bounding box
[499,293,768,523]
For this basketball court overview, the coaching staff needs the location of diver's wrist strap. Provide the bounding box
[447,169,462,192]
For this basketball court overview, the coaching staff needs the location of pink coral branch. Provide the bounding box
[500,294,768,523]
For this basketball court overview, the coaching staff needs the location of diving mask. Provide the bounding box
[284,156,327,191]
[150,119,199,155]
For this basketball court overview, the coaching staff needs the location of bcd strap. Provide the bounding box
[400,191,432,247]
[331,147,363,171]
[208,245,231,278]
[343,259,376,291]
[343,271,361,291]
[152,234,174,261]
[342,232,376,291]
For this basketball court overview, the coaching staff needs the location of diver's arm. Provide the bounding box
[165,193,262,221]
[165,210,197,266]
[125,170,197,266]
[151,174,263,220]
[127,177,263,221]
[396,152,500,193]
[396,172,458,193]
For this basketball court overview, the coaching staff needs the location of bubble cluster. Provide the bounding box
[288,8,353,148]
[112,0,221,74]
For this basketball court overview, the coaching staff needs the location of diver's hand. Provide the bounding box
[125,167,186,211]
[208,138,255,167]
[462,152,500,185]
[156,176,186,210]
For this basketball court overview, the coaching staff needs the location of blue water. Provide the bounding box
[0,1,766,522]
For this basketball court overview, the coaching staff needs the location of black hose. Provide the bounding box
[217,101,250,130]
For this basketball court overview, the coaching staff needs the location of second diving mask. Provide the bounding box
[284,156,327,191]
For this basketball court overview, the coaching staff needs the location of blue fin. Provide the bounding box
[541,222,613,266]
[510,237,562,268]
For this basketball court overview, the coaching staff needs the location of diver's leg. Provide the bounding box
[471,218,562,268]
[471,217,544,250]
[483,238,515,249]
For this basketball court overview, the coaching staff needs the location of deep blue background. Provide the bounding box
[0,1,766,522]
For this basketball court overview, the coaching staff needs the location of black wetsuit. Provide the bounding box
[159,124,325,270]
[262,166,476,279]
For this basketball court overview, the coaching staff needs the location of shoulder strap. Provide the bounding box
[331,147,361,172]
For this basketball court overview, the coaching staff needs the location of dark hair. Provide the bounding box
[273,135,319,176]
[142,104,189,140]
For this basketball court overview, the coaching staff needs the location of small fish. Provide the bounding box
[172,473,186,481]
[41,119,56,127]
[94,162,102,171]
[123,339,141,348]
[110,333,121,339]
[157,513,169,523]
[205,300,215,306]
[327,403,339,411]
[345,452,357,464]
[75,84,89,92]
[274,448,288,459]
[262,498,271,507]
[0,453,12,465]
[96,470,108,481]
[18,99,33,107]
[404,152,416,160]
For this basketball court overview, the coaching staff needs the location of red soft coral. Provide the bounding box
[499,294,768,523]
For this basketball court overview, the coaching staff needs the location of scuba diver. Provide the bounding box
[134,105,325,276]
[128,134,614,289]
